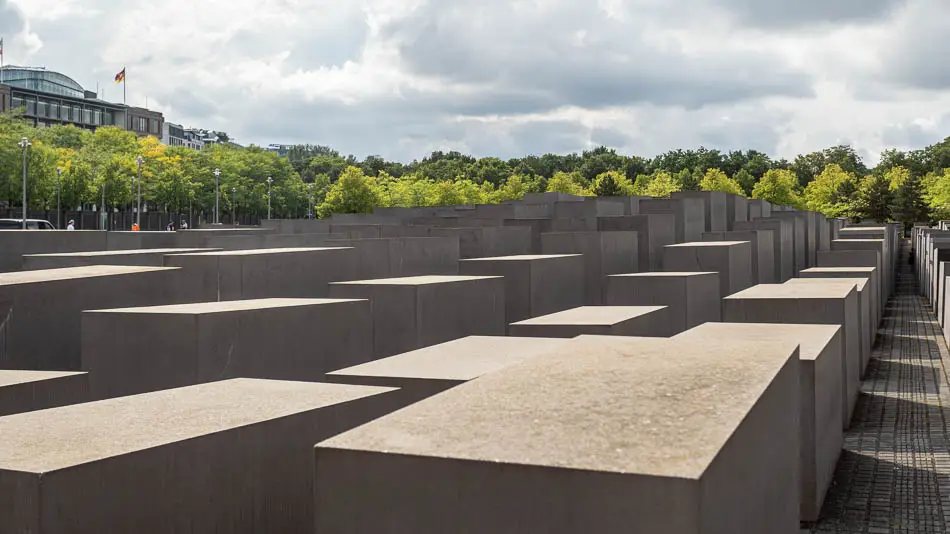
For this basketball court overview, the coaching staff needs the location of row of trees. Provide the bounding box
[2,109,950,224]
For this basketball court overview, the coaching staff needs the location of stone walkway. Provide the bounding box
[811,240,950,533]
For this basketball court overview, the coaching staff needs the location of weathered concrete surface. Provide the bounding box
[605,272,721,332]
[748,199,772,220]
[662,241,754,297]
[163,247,355,301]
[541,231,639,305]
[0,378,398,534]
[82,298,374,399]
[22,248,217,270]
[703,230,776,284]
[734,217,794,282]
[508,305,673,338]
[0,266,187,371]
[772,212,808,275]
[831,239,889,301]
[801,266,880,333]
[639,197,706,243]
[315,335,801,534]
[329,275,507,358]
[725,193,749,230]
[325,335,565,404]
[324,237,460,280]
[0,371,89,416]
[0,231,107,272]
[723,283,861,430]
[458,254,585,324]
[597,213,676,271]
[672,191,728,232]
[674,322,843,523]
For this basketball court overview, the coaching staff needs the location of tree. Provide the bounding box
[700,169,743,195]
[892,173,930,228]
[642,171,682,197]
[803,164,859,217]
[317,166,380,217]
[752,169,803,208]
[733,169,756,196]
[591,171,633,197]
[857,174,891,222]
[546,171,590,196]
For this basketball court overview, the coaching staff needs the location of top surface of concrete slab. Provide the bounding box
[320,335,796,479]
[510,306,667,326]
[839,227,886,232]
[458,254,582,262]
[0,370,86,387]
[833,239,885,244]
[331,275,503,286]
[665,241,750,248]
[675,322,839,362]
[786,277,866,291]
[24,248,216,258]
[0,265,178,286]
[88,298,366,315]
[167,247,349,256]
[726,283,856,299]
[328,336,566,381]
[802,267,876,274]
[0,378,393,473]
[609,272,717,278]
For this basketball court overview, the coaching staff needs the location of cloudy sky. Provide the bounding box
[2,0,949,164]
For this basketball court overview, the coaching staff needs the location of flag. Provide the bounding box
[114,68,125,83]
[0,38,4,57]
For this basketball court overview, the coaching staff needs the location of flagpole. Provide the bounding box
[1,38,4,85]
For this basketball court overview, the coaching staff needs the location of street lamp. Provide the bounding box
[308,183,314,219]
[231,187,237,224]
[56,167,62,229]
[213,168,221,224]
[266,177,273,220]
[136,156,143,227]
[18,137,31,229]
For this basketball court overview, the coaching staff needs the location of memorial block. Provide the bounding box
[22,248,216,270]
[0,371,89,416]
[785,278,871,373]
[703,230,776,284]
[541,231,639,305]
[605,272,720,332]
[747,198,772,220]
[0,379,397,534]
[315,335,801,534]
[597,213,676,271]
[324,237,460,280]
[801,266,880,330]
[734,218,793,282]
[82,298,374,399]
[672,191,728,232]
[771,212,807,274]
[725,193,749,230]
[831,239,889,300]
[639,197,706,243]
[459,254,585,324]
[662,241,754,297]
[329,275,507,358]
[674,323,843,522]
[723,283,860,429]
[508,305,673,338]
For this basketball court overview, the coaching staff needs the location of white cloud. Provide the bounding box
[4,0,947,166]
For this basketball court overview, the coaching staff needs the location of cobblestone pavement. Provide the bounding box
[811,240,950,533]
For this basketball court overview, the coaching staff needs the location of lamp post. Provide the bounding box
[307,183,314,219]
[231,187,237,224]
[136,156,143,227]
[18,137,31,229]
[266,177,273,220]
[213,168,221,224]
[56,167,62,229]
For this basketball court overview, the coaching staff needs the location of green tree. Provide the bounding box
[317,166,380,217]
[892,173,930,228]
[642,171,682,197]
[733,169,756,196]
[752,169,803,208]
[591,171,633,197]
[856,174,891,222]
[699,169,743,195]
[803,164,859,217]
[546,171,590,196]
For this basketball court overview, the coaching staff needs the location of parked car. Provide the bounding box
[0,219,56,230]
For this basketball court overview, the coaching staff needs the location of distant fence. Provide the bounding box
[0,209,261,231]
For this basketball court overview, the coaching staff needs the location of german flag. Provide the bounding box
[114,68,125,83]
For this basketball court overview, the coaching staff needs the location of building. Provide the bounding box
[0,66,163,140]
[266,144,292,157]
[162,122,205,150]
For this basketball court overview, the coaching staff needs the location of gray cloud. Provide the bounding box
[713,0,907,28]
[0,0,25,35]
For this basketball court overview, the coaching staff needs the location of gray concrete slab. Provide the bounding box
[553,198,626,229]
[662,241,754,297]
[315,335,801,534]
[801,266,880,331]
[605,272,720,333]
[748,198,772,220]
[831,239,888,301]
[0,266,187,371]
[723,283,861,430]
[82,298,374,399]
[106,231,178,251]
[541,231,639,305]
[459,254,585,324]
[22,248,218,270]
[508,305,672,338]
[771,213,808,274]
[639,197,706,243]
[703,230,776,284]
[725,194,749,231]
[325,335,566,404]
[329,275,507,358]
[785,278,871,374]
[164,247,355,301]
[426,226,533,258]
[672,191,728,232]
[597,213,676,271]
[734,218,794,282]
[0,378,399,534]
[674,322,843,522]
[324,237,460,280]
[0,370,89,416]
[0,231,107,272]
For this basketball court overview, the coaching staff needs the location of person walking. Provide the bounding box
[66,219,75,231]
[167,220,175,232]
[181,220,189,230]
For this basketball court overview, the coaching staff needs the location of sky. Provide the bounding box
[2,0,950,165]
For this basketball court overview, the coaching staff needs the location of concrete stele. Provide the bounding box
[508,305,672,338]
[0,370,90,417]
[315,335,801,534]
